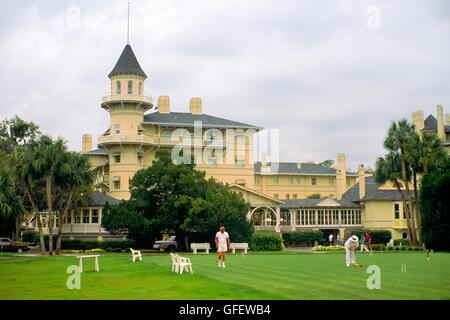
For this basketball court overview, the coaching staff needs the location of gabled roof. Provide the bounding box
[421,114,450,133]
[342,176,414,202]
[88,191,120,206]
[422,115,438,131]
[281,198,362,208]
[254,162,358,176]
[143,112,262,130]
[229,183,283,204]
[108,44,147,79]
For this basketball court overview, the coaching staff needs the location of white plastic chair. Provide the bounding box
[130,248,142,263]
[170,252,179,273]
[175,254,193,274]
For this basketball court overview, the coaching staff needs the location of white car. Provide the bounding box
[153,235,177,252]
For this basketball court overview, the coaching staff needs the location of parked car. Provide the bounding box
[153,235,177,252]
[0,238,30,253]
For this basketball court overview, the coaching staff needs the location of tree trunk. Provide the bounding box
[46,176,54,255]
[412,170,421,244]
[25,188,45,254]
[56,192,73,255]
[399,150,418,245]
[394,182,415,244]
[15,217,20,241]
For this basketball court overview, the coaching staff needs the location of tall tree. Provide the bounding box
[374,152,415,243]
[0,165,24,239]
[103,151,252,249]
[0,116,40,239]
[54,152,93,254]
[0,116,40,154]
[10,146,46,253]
[405,132,448,234]
[420,158,450,251]
[33,135,67,255]
[383,119,418,245]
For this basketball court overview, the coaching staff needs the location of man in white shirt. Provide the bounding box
[344,235,359,267]
[215,226,230,268]
[328,234,334,246]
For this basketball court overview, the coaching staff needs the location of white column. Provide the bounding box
[275,207,281,232]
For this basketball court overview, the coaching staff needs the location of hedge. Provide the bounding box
[38,236,135,251]
[250,232,283,251]
[282,231,323,247]
[360,229,392,244]
[394,239,410,246]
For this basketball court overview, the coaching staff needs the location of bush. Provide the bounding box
[371,244,387,251]
[250,232,283,251]
[312,245,344,252]
[84,248,105,254]
[282,231,324,247]
[21,230,37,244]
[59,239,136,251]
[394,239,410,246]
[363,229,392,244]
[420,162,450,251]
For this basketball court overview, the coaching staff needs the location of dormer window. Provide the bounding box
[116,81,121,94]
[128,80,133,94]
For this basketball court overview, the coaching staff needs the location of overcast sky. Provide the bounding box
[1,0,449,170]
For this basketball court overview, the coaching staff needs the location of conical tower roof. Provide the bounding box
[108,44,147,79]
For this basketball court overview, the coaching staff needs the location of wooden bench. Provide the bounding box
[230,243,249,254]
[190,243,210,254]
[76,255,100,273]
[130,248,142,263]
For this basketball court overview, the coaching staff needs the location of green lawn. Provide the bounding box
[0,251,449,299]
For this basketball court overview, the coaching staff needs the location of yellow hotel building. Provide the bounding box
[53,42,421,242]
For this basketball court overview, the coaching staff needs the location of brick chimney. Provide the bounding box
[336,153,346,200]
[190,97,202,115]
[437,105,445,140]
[157,96,170,114]
[82,134,92,153]
[358,164,365,199]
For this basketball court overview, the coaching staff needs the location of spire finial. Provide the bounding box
[127,2,130,44]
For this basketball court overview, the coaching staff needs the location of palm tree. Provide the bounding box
[10,146,46,253]
[383,119,418,245]
[375,152,415,243]
[33,136,67,255]
[54,152,93,255]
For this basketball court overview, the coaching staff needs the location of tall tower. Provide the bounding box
[98,44,153,199]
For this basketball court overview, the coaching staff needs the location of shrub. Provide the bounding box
[63,250,83,254]
[84,248,105,254]
[387,246,394,251]
[21,230,37,244]
[394,246,400,251]
[394,239,410,246]
[282,231,324,247]
[371,244,387,251]
[60,239,136,250]
[250,232,283,251]
[363,229,392,244]
[312,245,344,252]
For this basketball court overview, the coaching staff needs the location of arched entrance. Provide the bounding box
[248,206,280,232]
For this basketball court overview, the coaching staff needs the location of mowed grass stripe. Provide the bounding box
[1,252,449,299]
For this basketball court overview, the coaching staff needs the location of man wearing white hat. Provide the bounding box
[345,235,359,267]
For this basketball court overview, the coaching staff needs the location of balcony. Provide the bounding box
[98,134,156,146]
[101,94,153,110]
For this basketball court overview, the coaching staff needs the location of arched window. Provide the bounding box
[116,81,121,94]
[138,82,143,95]
[128,80,133,94]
